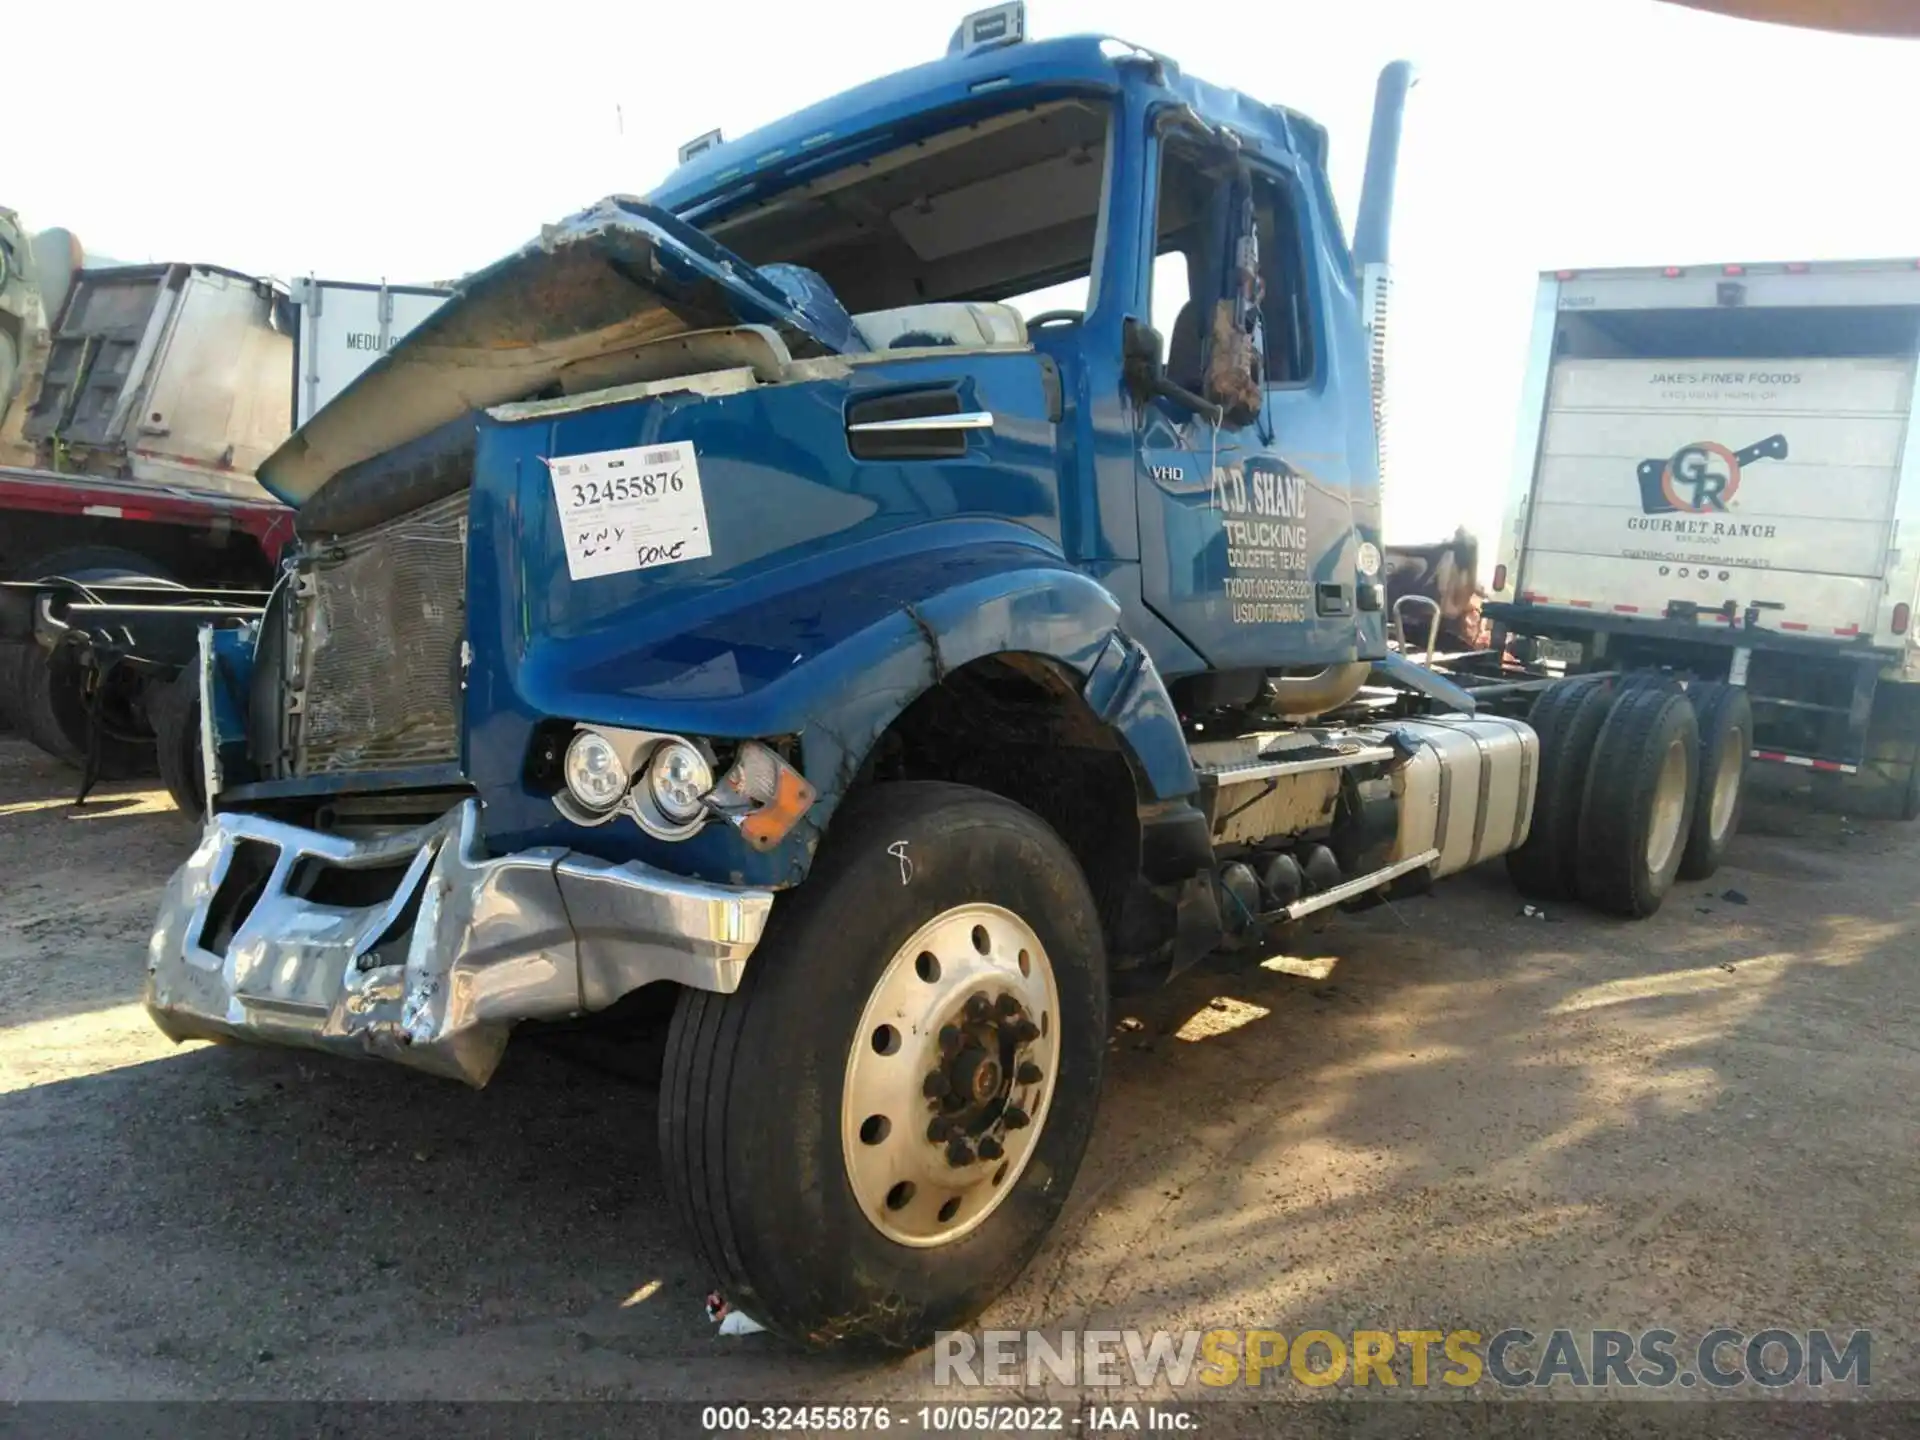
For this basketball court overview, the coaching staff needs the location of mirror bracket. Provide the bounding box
[1123,317,1223,425]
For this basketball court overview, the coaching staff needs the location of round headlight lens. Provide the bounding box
[563,731,629,811]
[646,740,714,823]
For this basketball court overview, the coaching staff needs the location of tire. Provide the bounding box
[1860,683,1920,821]
[0,643,20,731]
[1506,676,1614,900]
[6,548,179,778]
[1577,686,1701,918]
[1677,682,1751,879]
[660,781,1108,1352]
[149,663,204,818]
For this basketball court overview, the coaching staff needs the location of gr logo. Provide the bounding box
[1636,434,1787,515]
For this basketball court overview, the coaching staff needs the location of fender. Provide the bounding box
[466,522,1200,888]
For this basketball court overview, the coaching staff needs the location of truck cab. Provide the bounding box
[143,10,1577,1351]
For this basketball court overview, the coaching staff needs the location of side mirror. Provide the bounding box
[1123,318,1165,369]
[1123,316,1222,425]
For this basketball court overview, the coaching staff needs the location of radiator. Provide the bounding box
[292,492,469,775]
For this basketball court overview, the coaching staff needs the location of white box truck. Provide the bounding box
[289,277,450,428]
[1488,258,1920,819]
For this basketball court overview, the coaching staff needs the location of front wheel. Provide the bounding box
[659,782,1108,1351]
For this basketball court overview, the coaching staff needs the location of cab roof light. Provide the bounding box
[1785,262,1811,273]
[1662,266,1685,278]
[677,129,724,164]
[1723,264,1745,276]
[949,1,1025,56]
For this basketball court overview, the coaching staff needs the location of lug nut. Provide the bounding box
[946,1137,975,1168]
[995,993,1020,1018]
[1002,1104,1030,1129]
[1017,1061,1044,1085]
[965,992,991,1022]
[978,1136,1004,1162]
[1012,1019,1040,1044]
[923,1071,949,1099]
[938,1024,962,1056]
[927,1116,951,1142]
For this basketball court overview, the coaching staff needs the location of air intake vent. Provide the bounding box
[1363,261,1391,501]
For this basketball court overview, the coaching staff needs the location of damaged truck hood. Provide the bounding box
[257,196,854,506]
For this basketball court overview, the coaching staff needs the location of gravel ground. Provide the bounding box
[1,733,1915,1413]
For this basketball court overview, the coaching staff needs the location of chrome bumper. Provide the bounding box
[144,800,773,1085]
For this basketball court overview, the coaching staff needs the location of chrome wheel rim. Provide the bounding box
[841,903,1060,1248]
[1646,735,1691,875]
[1709,726,1744,841]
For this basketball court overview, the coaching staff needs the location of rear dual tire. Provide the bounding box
[1677,682,1750,880]
[4,547,178,778]
[1506,677,1614,901]
[1577,685,1701,918]
[149,664,205,818]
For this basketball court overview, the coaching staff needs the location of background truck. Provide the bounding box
[289,277,450,428]
[1487,260,1920,837]
[0,206,446,785]
[136,5,1712,1353]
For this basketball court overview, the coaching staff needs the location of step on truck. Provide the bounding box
[141,7,1688,1351]
[1487,260,1920,843]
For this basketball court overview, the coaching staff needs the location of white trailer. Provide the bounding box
[289,277,450,428]
[1489,258,1920,818]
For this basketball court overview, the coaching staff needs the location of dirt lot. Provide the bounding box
[1,732,1915,1407]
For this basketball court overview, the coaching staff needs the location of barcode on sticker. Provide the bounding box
[642,448,680,465]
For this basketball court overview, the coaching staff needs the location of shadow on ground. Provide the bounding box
[2,735,1914,1401]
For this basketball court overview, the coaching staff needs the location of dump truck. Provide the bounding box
[0,209,293,777]
[0,207,447,786]
[135,7,1707,1351]
[1487,260,1920,840]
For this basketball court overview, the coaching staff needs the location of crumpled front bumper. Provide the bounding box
[144,800,773,1085]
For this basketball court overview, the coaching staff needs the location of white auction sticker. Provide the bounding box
[547,441,711,581]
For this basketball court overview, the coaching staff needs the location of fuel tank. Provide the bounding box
[1385,714,1539,879]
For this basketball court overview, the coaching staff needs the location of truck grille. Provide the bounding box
[292,492,469,775]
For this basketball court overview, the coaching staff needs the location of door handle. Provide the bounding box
[846,411,995,434]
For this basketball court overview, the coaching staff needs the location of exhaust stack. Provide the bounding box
[1353,61,1416,500]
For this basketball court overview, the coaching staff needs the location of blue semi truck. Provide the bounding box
[138,8,1717,1350]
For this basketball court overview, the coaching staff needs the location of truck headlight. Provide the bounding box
[547,724,814,846]
[646,740,715,824]
[564,731,629,811]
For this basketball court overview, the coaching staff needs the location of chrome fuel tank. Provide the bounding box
[1384,714,1539,879]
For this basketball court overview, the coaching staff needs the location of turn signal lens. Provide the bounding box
[1894,603,1911,636]
[740,765,819,852]
[1492,563,1508,592]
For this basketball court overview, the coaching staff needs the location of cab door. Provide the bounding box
[1134,135,1376,674]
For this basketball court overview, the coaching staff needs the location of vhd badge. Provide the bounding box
[546,441,712,580]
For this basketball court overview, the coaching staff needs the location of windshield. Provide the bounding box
[704,98,1111,325]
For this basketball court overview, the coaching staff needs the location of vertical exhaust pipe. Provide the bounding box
[1354,61,1415,272]
[1354,61,1416,502]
